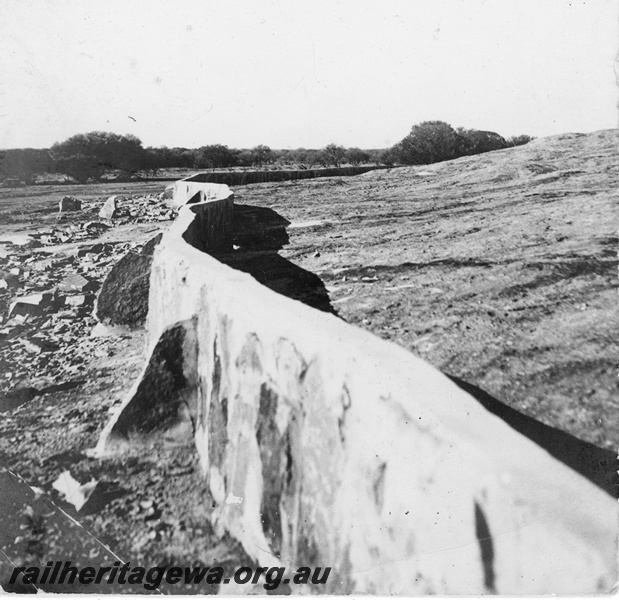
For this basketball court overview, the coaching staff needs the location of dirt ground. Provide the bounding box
[0,129,616,592]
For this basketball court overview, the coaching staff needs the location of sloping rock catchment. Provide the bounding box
[95,176,617,595]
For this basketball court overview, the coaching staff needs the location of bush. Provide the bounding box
[274,149,293,168]
[376,147,398,166]
[322,144,346,167]
[0,149,54,184]
[194,144,239,169]
[51,132,144,182]
[395,121,460,165]
[391,121,531,166]
[291,148,321,170]
[456,129,506,156]
[249,145,274,167]
[142,146,180,174]
[346,147,370,166]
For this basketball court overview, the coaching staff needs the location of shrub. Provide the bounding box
[0,149,54,184]
[194,144,238,169]
[456,129,506,156]
[51,132,144,182]
[322,144,346,167]
[377,147,398,166]
[291,148,321,170]
[249,145,274,167]
[346,147,370,166]
[395,121,460,165]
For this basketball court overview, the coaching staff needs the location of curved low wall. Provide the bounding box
[97,181,617,594]
[173,166,389,188]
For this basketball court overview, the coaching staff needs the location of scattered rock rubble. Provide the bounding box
[95,194,177,222]
[55,192,176,224]
[0,193,174,412]
[0,187,255,594]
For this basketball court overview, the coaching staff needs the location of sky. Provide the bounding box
[0,0,616,150]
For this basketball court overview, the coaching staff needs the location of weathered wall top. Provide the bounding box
[97,178,617,595]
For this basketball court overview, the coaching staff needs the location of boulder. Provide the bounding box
[59,196,82,212]
[65,294,88,307]
[8,292,58,317]
[99,196,120,220]
[58,274,92,292]
[94,252,152,328]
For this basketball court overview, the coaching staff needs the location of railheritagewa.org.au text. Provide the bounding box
[9,561,331,591]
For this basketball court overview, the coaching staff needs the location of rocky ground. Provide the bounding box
[0,129,616,593]
[0,190,251,593]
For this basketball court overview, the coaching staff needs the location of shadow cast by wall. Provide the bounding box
[215,204,338,316]
[215,205,618,497]
[448,375,618,498]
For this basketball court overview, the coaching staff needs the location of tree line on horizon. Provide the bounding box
[0,122,533,185]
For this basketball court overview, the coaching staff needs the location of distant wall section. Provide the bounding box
[177,165,389,187]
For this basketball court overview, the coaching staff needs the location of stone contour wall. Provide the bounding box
[175,166,389,187]
[97,181,617,595]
